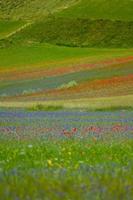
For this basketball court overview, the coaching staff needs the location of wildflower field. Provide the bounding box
[0,108,133,199]
[0,0,133,199]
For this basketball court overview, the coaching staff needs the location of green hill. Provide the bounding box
[12,17,133,48]
[2,0,133,48]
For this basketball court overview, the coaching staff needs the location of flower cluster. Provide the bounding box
[0,109,133,140]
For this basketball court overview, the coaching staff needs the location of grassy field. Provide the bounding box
[0,138,133,200]
[2,44,132,68]
[0,44,133,68]
[0,108,133,199]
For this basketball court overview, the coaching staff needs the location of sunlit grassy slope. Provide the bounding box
[1,0,133,21]
[0,0,78,20]
[58,0,133,21]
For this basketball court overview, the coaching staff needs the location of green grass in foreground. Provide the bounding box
[0,139,133,199]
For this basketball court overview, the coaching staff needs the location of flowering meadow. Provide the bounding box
[0,108,133,199]
[1,1,133,199]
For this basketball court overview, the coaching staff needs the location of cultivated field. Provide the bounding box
[0,45,133,100]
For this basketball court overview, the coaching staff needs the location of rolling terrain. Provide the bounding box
[0,1,133,199]
[0,45,133,104]
[0,0,133,108]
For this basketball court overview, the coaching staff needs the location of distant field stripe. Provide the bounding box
[2,73,133,101]
[0,60,133,97]
[14,74,133,100]
[47,74,133,99]
[0,55,133,81]
[0,95,133,109]
[0,44,133,68]
[47,74,133,93]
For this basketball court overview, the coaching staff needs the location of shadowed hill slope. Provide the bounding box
[10,17,133,48]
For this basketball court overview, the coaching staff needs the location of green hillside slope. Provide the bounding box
[58,0,133,21]
[1,0,133,21]
[0,20,27,39]
[0,0,78,20]
[3,0,133,48]
[10,17,133,48]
